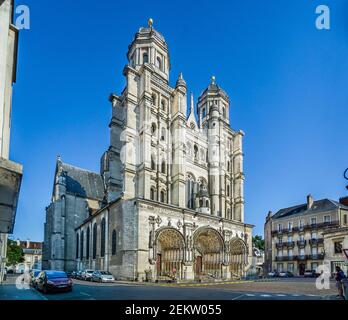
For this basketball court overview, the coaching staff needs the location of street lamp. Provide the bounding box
[344,168,348,190]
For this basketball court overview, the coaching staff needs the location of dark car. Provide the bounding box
[30,270,41,288]
[304,270,319,278]
[279,271,294,278]
[35,270,73,293]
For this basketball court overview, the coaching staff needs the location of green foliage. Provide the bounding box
[252,235,265,251]
[6,239,24,266]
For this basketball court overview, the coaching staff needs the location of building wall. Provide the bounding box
[265,205,348,275]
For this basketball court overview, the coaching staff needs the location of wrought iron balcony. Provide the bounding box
[284,241,295,248]
[297,240,306,247]
[293,255,307,261]
[275,243,284,249]
[275,256,289,262]
[307,254,325,260]
[309,238,324,245]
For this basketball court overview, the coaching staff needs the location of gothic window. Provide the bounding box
[161,99,166,111]
[101,218,106,258]
[112,230,117,255]
[151,155,156,170]
[186,174,196,209]
[151,123,156,134]
[156,56,162,70]
[202,107,206,118]
[161,160,166,174]
[86,226,90,259]
[199,199,203,207]
[76,233,79,259]
[143,52,148,64]
[152,93,157,106]
[80,231,84,260]
[194,145,198,161]
[150,187,156,200]
[93,223,97,259]
[161,128,166,141]
[160,190,166,203]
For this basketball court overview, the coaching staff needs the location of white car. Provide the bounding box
[92,270,115,283]
[82,269,94,281]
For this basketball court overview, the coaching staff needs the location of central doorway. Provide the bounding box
[299,263,305,275]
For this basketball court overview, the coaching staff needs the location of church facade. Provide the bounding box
[43,20,253,282]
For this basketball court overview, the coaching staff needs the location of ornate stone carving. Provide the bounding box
[177,220,182,229]
[155,215,162,226]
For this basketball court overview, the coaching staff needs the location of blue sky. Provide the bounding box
[10,0,348,241]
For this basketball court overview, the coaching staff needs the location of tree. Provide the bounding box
[6,239,24,267]
[252,235,265,251]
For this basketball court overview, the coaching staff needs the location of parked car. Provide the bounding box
[304,270,318,278]
[279,271,294,278]
[82,269,94,281]
[268,271,279,278]
[35,270,73,293]
[29,269,41,287]
[92,270,115,283]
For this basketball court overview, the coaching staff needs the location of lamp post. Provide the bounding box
[344,168,348,190]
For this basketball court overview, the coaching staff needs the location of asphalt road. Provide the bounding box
[0,277,339,300]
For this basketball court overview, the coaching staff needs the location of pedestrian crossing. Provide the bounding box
[241,293,320,299]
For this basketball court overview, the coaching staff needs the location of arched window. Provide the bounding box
[194,145,199,161]
[156,56,162,70]
[112,230,117,255]
[227,161,230,172]
[143,52,148,64]
[93,223,97,259]
[186,174,195,209]
[86,227,90,259]
[101,218,106,258]
[160,190,166,203]
[80,231,84,260]
[227,185,230,197]
[150,187,156,200]
[199,199,203,207]
[151,155,156,170]
[161,128,165,141]
[161,99,166,111]
[76,233,79,259]
[152,93,157,106]
[206,200,210,208]
[151,123,156,134]
[161,160,166,174]
[202,107,206,118]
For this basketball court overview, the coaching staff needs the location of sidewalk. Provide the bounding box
[0,275,45,300]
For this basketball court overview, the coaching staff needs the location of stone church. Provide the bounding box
[43,19,253,281]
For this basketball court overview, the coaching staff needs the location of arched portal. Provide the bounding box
[155,228,185,280]
[193,228,224,279]
[229,238,248,279]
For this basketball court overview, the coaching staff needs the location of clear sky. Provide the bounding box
[10,0,348,241]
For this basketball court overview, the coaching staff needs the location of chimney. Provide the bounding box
[307,194,314,210]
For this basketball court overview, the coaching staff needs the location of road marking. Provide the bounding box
[276,294,286,297]
[231,294,245,300]
[260,294,271,297]
[245,294,256,297]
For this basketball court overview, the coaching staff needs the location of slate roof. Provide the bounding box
[272,199,348,220]
[59,162,105,201]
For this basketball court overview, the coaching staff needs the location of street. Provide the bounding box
[0,276,341,301]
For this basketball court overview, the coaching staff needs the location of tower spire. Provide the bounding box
[189,92,194,115]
